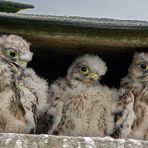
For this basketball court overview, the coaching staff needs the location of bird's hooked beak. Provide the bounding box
[82,73,100,87]
[86,73,99,80]
[20,60,27,69]
[10,60,27,74]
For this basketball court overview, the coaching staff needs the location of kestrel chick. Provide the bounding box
[0,34,48,133]
[46,54,135,137]
[120,52,148,140]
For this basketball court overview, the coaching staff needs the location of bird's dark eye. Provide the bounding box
[140,63,148,70]
[10,51,16,57]
[80,66,89,74]
[7,49,18,59]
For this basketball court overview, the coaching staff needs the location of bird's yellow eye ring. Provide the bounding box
[140,63,148,70]
[80,66,89,74]
[7,49,18,59]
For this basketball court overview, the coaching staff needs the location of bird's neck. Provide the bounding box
[0,60,22,92]
[67,78,91,89]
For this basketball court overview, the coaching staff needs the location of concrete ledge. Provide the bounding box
[0,133,148,148]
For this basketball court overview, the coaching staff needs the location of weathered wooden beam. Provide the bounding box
[0,1,34,13]
[0,13,148,54]
[0,133,148,148]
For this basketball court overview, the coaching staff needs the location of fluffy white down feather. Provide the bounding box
[47,54,135,137]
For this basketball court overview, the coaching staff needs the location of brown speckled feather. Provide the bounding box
[47,54,135,137]
[120,52,148,140]
[0,34,48,133]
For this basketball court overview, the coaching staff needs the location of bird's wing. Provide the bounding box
[111,88,136,138]
[44,78,66,134]
[22,68,48,111]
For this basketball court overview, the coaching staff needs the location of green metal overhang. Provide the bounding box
[0,13,148,54]
[0,1,34,13]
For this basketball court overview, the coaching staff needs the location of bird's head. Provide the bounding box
[129,52,148,83]
[67,54,107,87]
[0,34,33,74]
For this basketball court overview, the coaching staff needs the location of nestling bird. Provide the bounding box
[0,34,48,133]
[46,54,135,137]
[120,52,148,140]
[111,88,136,138]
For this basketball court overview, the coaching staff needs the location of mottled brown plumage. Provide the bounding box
[111,88,135,138]
[46,54,135,137]
[120,52,148,140]
[0,34,48,133]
